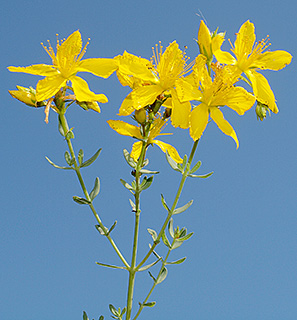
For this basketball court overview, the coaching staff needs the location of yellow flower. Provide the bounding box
[8,85,42,107]
[197,20,224,62]
[177,55,255,147]
[107,118,182,163]
[8,30,118,106]
[115,42,194,129]
[214,20,292,113]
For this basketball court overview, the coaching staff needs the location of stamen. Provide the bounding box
[77,38,90,61]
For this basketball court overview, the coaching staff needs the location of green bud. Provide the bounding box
[256,101,270,121]
[9,85,45,107]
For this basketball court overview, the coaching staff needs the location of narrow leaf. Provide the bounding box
[45,156,73,170]
[90,177,100,201]
[109,304,118,316]
[123,149,137,168]
[161,231,171,248]
[120,179,135,193]
[129,199,136,211]
[83,311,88,320]
[166,257,186,265]
[177,232,194,242]
[95,224,108,235]
[148,244,161,259]
[96,262,127,270]
[171,241,183,249]
[107,221,117,235]
[168,218,174,239]
[65,128,75,140]
[140,176,153,191]
[147,228,157,241]
[78,149,84,165]
[73,196,91,205]
[80,148,102,168]
[165,151,180,172]
[64,151,72,165]
[190,160,202,174]
[143,302,156,307]
[173,200,193,215]
[188,172,213,178]
[182,154,188,170]
[148,271,156,282]
[142,158,149,167]
[139,169,159,174]
[99,316,104,320]
[138,258,161,271]
[58,116,65,136]
[156,267,168,284]
[160,194,170,212]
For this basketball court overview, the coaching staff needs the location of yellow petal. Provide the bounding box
[131,141,143,161]
[245,69,278,113]
[212,33,225,52]
[118,93,135,116]
[131,85,163,109]
[197,20,212,58]
[234,20,255,58]
[175,78,202,102]
[107,120,142,139]
[78,58,118,78]
[170,89,190,129]
[212,86,255,115]
[189,103,209,141]
[7,64,58,76]
[153,140,183,163]
[71,76,108,103]
[56,30,82,64]
[254,50,292,70]
[214,50,236,65]
[36,75,66,101]
[210,107,239,148]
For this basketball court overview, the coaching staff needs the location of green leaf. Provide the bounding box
[149,244,161,259]
[177,232,194,242]
[140,176,153,191]
[64,151,72,165]
[165,151,180,172]
[182,154,188,170]
[142,158,149,167]
[188,171,213,178]
[160,194,170,212]
[123,149,137,168]
[120,179,135,193]
[109,304,118,316]
[139,169,159,174]
[173,200,193,215]
[147,228,158,241]
[120,307,126,317]
[95,224,108,235]
[148,271,156,282]
[161,231,171,248]
[108,221,117,235]
[78,149,84,165]
[129,199,136,211]
[65,128,75,140]
[190,160,202,174]
[166,257,186,265]
[72,196,91,205]
[138,258,161,271]
[96,262,127,270]
[83,311,89,320]
[90,177,100,201]
[80,148,102,168]
[45,156,73,170]
[171,241,183,249]
[99,316,104,320]
[156,266,168,284]
[168,218,174,238]
[142,301,156,307]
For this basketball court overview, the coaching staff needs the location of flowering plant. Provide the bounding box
[8,20,292,320]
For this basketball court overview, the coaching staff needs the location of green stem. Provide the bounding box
[126,142,148,320]
[59,111,129,269]
[136,139,199,271]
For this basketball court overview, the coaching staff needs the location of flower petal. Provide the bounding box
[214,50,236,65]
[107,120,142,139]
[131,141,143,161]
[131,85,163,109]
[234,20,255,58]
[210,107,239,148]
[197,20,212,58]
[170,89,190,129]
[118,92,135,116]
[245,69,278,113]
[212,86,255,115]
[78,58,118,78]
[153,140,183,163]
[189,103,209,141]
[8,64,58,76]
[57,30,82,64]
[175,78,202,102]
[36,75,66,101]
[71,76,108,102]
[254,50,292,70]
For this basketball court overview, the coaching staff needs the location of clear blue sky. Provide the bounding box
[1,0,296,319]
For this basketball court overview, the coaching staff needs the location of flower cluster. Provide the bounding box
[8,21,292,153]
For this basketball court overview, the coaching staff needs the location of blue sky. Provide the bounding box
[1,0,296,319]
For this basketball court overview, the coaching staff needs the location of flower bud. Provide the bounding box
[256,101,270,121]
[135,108,146,124]
[77,101,101,113]
[9,86,43,107]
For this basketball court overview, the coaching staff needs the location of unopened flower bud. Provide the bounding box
[135,108,146,124]
[9,86,43,107]
[77,101,101,113]
[256,101,270,121]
